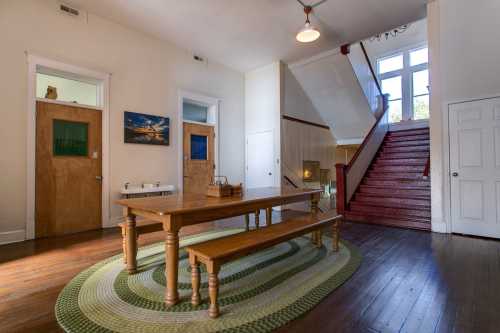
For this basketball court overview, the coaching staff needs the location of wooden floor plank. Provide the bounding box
[1,213,500,333]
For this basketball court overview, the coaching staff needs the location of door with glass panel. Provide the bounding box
[35,101,102,237]
[183,122,215,194]
[378,46,429,123]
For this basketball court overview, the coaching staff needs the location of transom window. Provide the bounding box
[377,46,429,123]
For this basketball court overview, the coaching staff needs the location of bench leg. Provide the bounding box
[126,215,138,274]
[208,264,221,318]
[254,210,260,229]
[266,207,272,227]
[121,226,127,264]
[244,214,250,231]
[189,254,201,306]
[332,222,340,252]
[315,230,323,248]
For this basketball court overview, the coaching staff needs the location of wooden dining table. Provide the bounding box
[116,187,322,306]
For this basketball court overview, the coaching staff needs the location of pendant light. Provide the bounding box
[296,6,320,43]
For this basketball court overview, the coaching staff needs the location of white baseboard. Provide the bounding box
[431,221,448,233]
[0,229,26,245]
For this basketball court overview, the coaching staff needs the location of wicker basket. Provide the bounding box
[207,176,243,197]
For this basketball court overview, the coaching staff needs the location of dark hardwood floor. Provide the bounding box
[1,212,499,333]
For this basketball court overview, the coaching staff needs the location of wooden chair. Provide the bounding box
[186,211,342,318]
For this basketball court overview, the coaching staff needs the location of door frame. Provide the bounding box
[26,54,111,239]
[177,90,220,192]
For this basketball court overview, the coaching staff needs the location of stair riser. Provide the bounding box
[383,146,430,153]
[388,129,430,137]
[378,152,429,159]
[386,134,429,142]
[374,159,427,166]
[367,172,426,180]
[349,203,431,218]
[345,213,431,231]
[359,186,430,197]
[384,140,430,148]
[371,165,425,173]
[364,179,430,187]
[354,195,430,208]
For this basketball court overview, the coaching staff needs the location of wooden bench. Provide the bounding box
[118,212,263,265]
[186,211,342,318]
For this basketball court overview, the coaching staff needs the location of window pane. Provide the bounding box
[183,101,208,123]
[191,135,207,160]
[36,73,98,107]
[410,47,428,66]
[388,100,403,123]
[381,76,402,100]
[53,120,88,156]
[413,69,429,96]
[413,95,430,120]
[378,54,403,74]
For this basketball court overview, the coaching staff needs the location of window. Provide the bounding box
[36,73,99,107]
[53,119,88,156]
[183,101,208,123]
[377,46,429,123]
[191,135,208,160]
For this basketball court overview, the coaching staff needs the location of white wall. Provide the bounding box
[244,62,282,187]
[0,0,245,241]
[289,49,376,142]
[427,0,500,233]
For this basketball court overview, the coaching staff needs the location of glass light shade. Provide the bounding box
[296,22,320,43]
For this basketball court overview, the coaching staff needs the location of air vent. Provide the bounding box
[59,3,79,17]
[193,55,204,62]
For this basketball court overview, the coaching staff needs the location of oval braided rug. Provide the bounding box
[56,228,361,333]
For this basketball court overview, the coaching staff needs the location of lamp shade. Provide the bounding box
[296,22,320,43]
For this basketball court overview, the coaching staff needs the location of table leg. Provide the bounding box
[244,214,250,231]
[126,214,137,274]
[266,207,272,227]
[165,230,180,306]
[311,196,319,246]
[254,210,260,229]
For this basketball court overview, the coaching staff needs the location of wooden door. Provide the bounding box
[183,122,215,194]
[246,130,275,188]
[449,97,500,239]
[35,101,102,238]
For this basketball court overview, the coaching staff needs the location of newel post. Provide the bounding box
[335,164,347,214]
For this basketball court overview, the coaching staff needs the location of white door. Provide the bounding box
[246,130,275,188]
[449,97,500,238]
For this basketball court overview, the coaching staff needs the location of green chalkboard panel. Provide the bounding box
[53,119,88,156]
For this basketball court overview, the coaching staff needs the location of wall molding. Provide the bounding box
[282,115,330,130]
[336,138,364,145]
[0,229,26,245]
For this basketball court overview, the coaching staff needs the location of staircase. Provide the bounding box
[345,127,431,230]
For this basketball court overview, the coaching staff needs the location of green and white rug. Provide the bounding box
[56,229,361,333]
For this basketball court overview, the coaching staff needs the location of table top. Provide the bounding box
[116,187,322,215]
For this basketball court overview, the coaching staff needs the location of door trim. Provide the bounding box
[26,54,111,239]
[177,90,220,192]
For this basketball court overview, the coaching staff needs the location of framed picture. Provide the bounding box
[124,111,170,146]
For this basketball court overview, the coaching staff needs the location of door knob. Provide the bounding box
[452,172,459,177]
[268,172,272,176]
[96,176,103,181]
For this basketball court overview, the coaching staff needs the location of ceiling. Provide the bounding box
[65,0,428,72]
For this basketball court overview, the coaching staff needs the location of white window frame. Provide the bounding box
[377,44,429,122]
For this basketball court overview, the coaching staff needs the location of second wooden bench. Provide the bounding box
[186,211,342,318]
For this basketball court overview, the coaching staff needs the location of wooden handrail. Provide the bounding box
[283,175,299,189]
